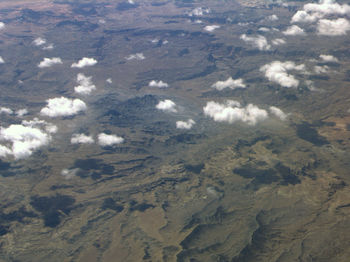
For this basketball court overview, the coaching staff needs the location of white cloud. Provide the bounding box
[291,10,320,23]
[40,97,86,118]
[260,61,305,88]
[267,14,279,21]
[0,124,51,159]
[0,107,13,115]
[0,56,5,64]
[149,80,169,88]
[269,106,287,120]
[74,73,96,95]
[317,18,350,35]
[0,22,5,30]
[71,133,94,144]
[33,37,46,46]
[320,54,338,62]
[61,168,79,179]
[98,133,124,146]
[128,0,135,4]
[43,44,54,50]
[203,100,268,125]
[176,119,195,129]
[22,118,57,134]
[71,57,97,68]
[38,57,62,68]
[304,0,350,16]
[283,25,306,35]
[314,65,329,74]
[211,77,246,90]
[106,78,113,84]
[271,38,286,45]
[16,108,28,117]
[188,7,210,16]
[0,145,11,158]
[156,99,177,113]
[258,27,271,32]
[240,34,271,50]
[125,53,145,60]
[204,25,220,32]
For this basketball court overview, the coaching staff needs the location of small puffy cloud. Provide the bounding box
[16,108,28,117]
[258,27,271,32]
[38,57,62,68]
[0,107,13,115]
[204,25,220,32]
[61,168,79,179]
[317,18,350,36]
[269,106,287,120]
[283,25,306,36]
[260,61,305,88]
[106,78,113,84]
[149,80,169,88]
[0,124,51,159]
[314,65,329,74]
[71,133,94,144]
[271,38,286,45]
[33,37,46,46]
[203,100,268,125]
[43,44,54,50]
[40,97,86,118]
[125,53,145,60]
[240,34,271,51]
[176,119,195,129]
[74,73,96,95]
[0,22,5,30]
[188,7,210,16]
[211,77,246,90]
[98,133,124,146]
[0,56,5,64]
[267,14,279,21]
[156,99,177,113]
[320,54,338,62]
[71,57,97,68]
[128,0,135,4]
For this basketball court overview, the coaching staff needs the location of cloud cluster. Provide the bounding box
[98,133,124,146]
[125,53,145,60]
[40,97,86,118]
[74,73,96,95]
[22,117,57,134]
[319,54,338,62]
[176,119,195,129]
[33,37,46,46]
[71,57,97,68]
[71,133,94,144]
[38,57,62,68]
[188,7,210,16]
[314,65,329,74]
[291,0,350,35]
[203,100,268,125]
[149,80,169,88]
[260,61,305,88]
[283,25,306,35]
[240,34,271,50]
[211,77,246,90]
[204,25,220,32]
[16,109,28,117]
[156,99,177,113]
[317,18,350,35]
